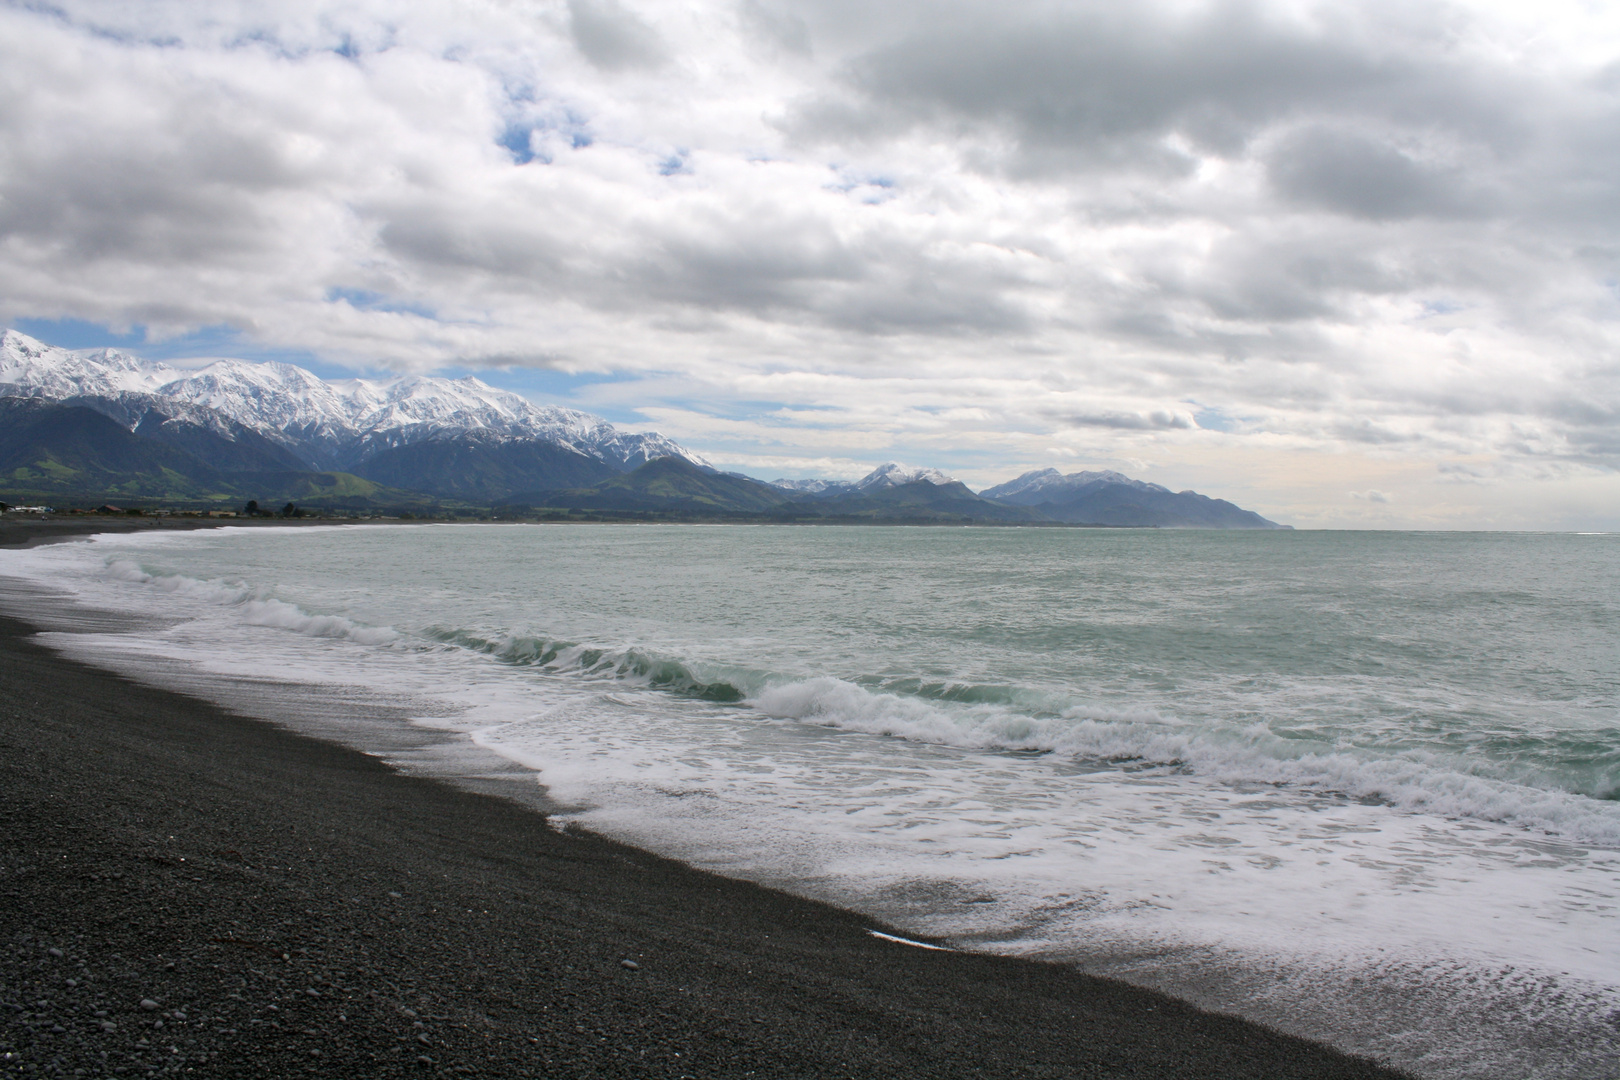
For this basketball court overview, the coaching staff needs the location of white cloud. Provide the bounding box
[1,0,1617,525]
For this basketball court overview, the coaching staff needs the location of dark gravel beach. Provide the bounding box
[0,525,1410,1079]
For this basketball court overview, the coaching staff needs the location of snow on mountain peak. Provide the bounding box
[855,462,955,490]
[0,330,177,398]
[769,477,850,494]
[0,328,708,473]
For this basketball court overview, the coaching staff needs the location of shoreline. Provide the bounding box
[0,515,364,551]
[0,530,1408,1078]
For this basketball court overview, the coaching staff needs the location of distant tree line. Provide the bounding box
[242,500,304,518]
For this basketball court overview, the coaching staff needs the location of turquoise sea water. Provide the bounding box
[6,525,1618,1077]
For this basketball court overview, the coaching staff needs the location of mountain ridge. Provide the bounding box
[981,468,1286,529]
[1,330,1289,526]
[0,329,705,478]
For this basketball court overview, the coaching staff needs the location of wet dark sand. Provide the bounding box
[0,524,1410,1078]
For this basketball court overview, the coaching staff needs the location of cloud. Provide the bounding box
[1061,409,1195,431]
[0,0,1617,525]
[1265,124,1489,221]
[567,0,669,71]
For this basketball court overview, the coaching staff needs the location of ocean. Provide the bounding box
[4,524,1617,1078]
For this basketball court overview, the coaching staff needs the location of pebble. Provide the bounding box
[46,948,63,958]
[620,959,640,970]
[416,1054,434,1065]
[305,988,320,997]
[139,999,159,1011]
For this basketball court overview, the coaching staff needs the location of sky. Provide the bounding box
[2,0,1618,528]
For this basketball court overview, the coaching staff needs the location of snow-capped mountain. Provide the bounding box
[854,463,954,490]
[1,331,177,399]
[979,468,1169,501]
[771,462,954,497]
[0,329,706,474]
[769,477,852,495]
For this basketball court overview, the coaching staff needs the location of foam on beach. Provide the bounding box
[4,523,1618,1079]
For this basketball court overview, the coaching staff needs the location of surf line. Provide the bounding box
[866,929,954,951]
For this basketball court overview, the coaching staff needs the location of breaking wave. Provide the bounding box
[104,559,399,646]
[104,557,1620,848]
[750,676,1620,847]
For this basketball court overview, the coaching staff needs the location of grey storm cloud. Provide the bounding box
[790,2,1512,173]
[1265,124,1491,221]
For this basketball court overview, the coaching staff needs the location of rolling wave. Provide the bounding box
[103,557,1620,847]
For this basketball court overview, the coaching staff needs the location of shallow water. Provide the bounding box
[5,524,1617,1077]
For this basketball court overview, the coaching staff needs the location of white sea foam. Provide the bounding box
[4,524,1618,1080]
[102,558,400,646]
[752,675,1620,847]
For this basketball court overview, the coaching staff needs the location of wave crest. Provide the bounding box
[104,559,399,646]
[751,675,1620,847]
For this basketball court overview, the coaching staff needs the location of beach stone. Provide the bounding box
[138,1000,158,1011]
[415,1054,433,1065]
[619,959,640,970]
[46,949,63,958]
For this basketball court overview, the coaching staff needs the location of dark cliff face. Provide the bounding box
[0,399,229,499]
[351,435,620,501]
[0,399,427,509]
[503,455,792,513]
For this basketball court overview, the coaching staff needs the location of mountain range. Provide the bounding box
[0,329,1286,527]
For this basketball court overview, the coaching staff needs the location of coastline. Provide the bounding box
[0,527,1407,1078]
[0,515,361,551]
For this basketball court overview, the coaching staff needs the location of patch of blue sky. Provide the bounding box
[496,95,594,164]
[1193,407,1238,432]
[825,167,897,202]
[498,123,547,165]
[325,287,436,319]
[658,151,692,176]
[12,317,147,351]
[1420,299,1465,317]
